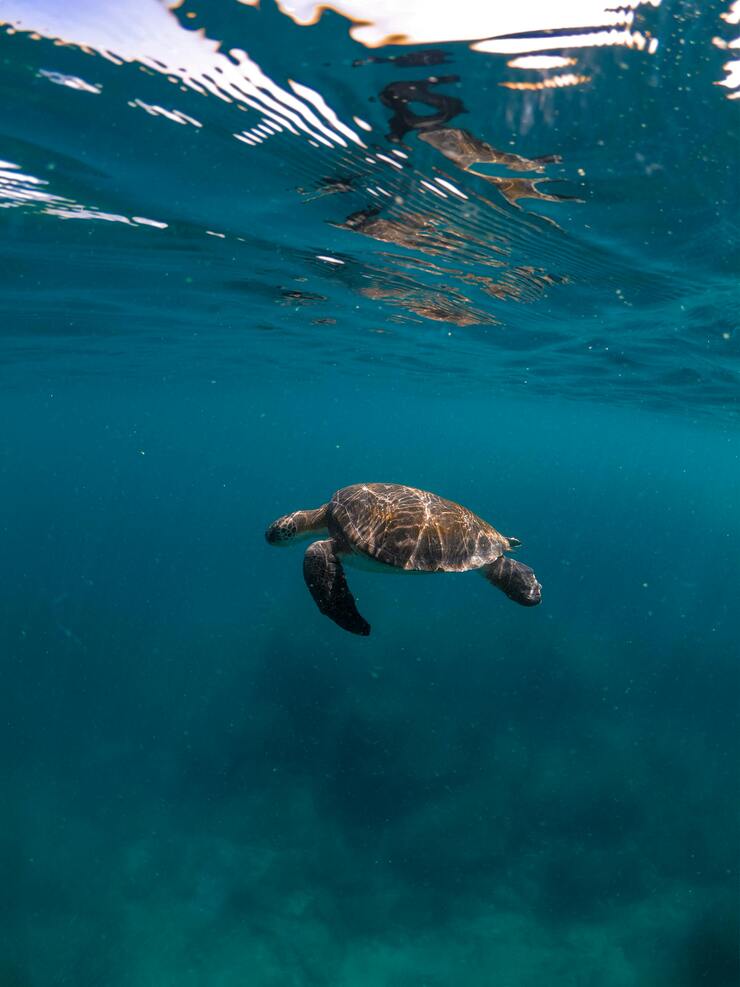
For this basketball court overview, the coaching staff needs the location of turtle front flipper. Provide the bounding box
[484,556,542,607]
[303,539,371,636]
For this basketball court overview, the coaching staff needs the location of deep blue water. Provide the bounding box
[1,2,739,985]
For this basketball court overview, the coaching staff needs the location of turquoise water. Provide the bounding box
[1,2,739,985]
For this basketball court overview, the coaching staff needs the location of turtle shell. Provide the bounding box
[328,483,512,572]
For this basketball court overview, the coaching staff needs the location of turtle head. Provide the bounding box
[265,514,299,546]
[485,556,542,607]
[266,506,328,546]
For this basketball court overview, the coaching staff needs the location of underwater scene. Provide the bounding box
[1,1,739,984]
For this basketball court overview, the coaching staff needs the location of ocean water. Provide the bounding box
[1,2,739,985]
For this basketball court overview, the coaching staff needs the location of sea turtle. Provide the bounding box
[265,482,541,636]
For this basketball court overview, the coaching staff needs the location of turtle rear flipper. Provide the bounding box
[303,539,371,636]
